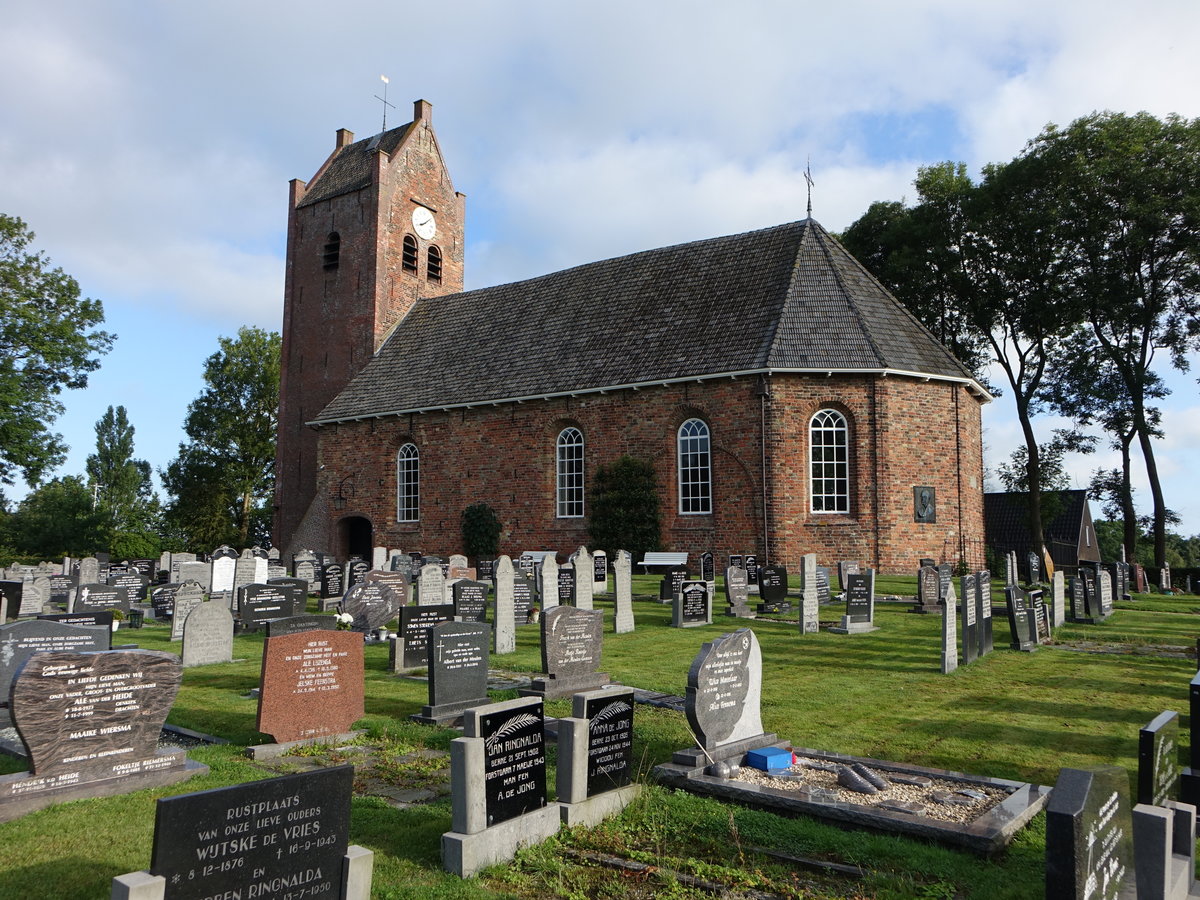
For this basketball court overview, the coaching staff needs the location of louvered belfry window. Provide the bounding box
[402,234,418,273]
[427,245,442,282]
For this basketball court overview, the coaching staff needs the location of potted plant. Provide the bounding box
[110,609,125,632]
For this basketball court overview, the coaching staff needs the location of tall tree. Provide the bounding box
[86,405,160,559]
[161,327,280,549]
[0,214,113,485]
[1029,112,1200,567]
[8,475,106,558]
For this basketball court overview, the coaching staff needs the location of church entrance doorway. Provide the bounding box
[338,516,373,561]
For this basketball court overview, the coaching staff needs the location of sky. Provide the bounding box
[1,0,1198,534]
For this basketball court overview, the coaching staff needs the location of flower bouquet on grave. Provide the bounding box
[334,612,354,631]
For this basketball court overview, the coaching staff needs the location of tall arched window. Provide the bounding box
[556,427,585,518]
[427,245,442,282]
[810,409,849,513]
[677,418,712,514]
[396,443,419,522]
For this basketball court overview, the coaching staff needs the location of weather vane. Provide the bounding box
[804,157,815,218]
[375,75,395,132]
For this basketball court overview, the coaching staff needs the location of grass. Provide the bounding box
[1,577,1198,898]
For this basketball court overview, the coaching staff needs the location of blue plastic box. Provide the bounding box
[745,747,793,772]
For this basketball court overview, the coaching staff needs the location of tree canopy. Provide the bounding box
[0,214,113,485]
[86,405,160,559]
[161,326,280,550]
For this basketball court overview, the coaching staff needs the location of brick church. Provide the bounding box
[273,100,988,573]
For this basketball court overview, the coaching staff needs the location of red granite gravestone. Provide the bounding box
[256,631,364,743]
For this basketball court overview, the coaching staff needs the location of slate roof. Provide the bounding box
[314,219,986,423]
[296,125,412,209]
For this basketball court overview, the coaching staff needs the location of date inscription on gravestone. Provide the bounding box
[481,699,547,826]
[151,765,352,900]
[256,631,364,743]
[583,692,634,797]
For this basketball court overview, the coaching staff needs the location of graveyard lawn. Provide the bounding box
[1,576,1199,899]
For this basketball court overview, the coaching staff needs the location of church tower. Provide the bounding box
[273,99,464,554]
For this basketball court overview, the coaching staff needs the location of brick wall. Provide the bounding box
[309,373,985,574]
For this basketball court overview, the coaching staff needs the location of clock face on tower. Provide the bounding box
[411,206,436,241]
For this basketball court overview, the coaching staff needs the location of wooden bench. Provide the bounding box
[639,552,688,574]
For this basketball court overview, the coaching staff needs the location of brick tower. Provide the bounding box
[273,99,464,555]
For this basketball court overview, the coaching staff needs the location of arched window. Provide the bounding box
[322,232,340,270]
[396,443,419,522]
[401,234,418,273]
[556,427,585,518]
[427,245,442,282]
[677,418,712,515]
[810,409,849,513]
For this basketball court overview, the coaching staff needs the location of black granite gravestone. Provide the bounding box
[340,581,402,634]
[976,571,994,655]
[238,584,299,631]
[1004,587,1037,652]
[74,583,130,615]
[108,572,149,603]
[0,620,111,701]
[744,555,759,587]
[1027,551,1041,585]
[480,699,547,826]
[675,580,709,627]
[395,603,455,668]
[685,628,768,756]
[151,583,180,620]
[960,573,978,665]
[699,551,715,583]
[660,566,688,603]
[1030,589,1050,643]
[1138,710,1180,807]
[815,567,831,604]
[1069,575,1087,621]
[319,562,344,599]
[37,611,114,644]
[513,571,536,624]
[1045,766,1135,899]
[844,574,871,624]
[757,564,788,614]
[591,553,606,585]
[150,766,353,900]
[583,692,634,797]
[728,554,743,571]
[412,621,491,724]
[347,556,370,586]
[557,568,576,605]
[453,579,489,622]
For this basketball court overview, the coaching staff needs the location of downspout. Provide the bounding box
[757,375,771,565]
[955,385,964,566]
[871,379,880,569]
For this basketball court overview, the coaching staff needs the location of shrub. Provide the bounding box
[588,455,661,561]
[461,502,501,561]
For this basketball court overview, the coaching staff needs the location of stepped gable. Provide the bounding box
[295,124,413,208]
[314,219,981,424]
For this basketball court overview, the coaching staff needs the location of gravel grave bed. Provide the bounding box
[734,756,1010,823]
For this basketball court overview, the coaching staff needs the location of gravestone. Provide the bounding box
[1005,552,1017,587]
[539,555,559,610]
[177,560,211,591]
[265,615,337,638]
[1138,710,1180,807]
[256,631,365,744]
[1051,571,1066,628]
[521,607,609,700]
[232,550,259,596]
[411,621,492,725]
[960,573,978,665]
[394,603,456,670]
[442,696,560,878]
[73,583,129,616]
[16,575,48,615]
[477,558,495,582]
[78,556,100,585]
[699,551,715,584]
[1184,673,1200,810]
[674,580,711,627]
[757,564,789,615]
[150,583,180,620]
[48,574,77,608]
[815,567,832,605]
[0,620,110,718]
[913,564,942,614]
[293,549,318,591]
[373,545,389,570]
[572,547,594,610]
[557,687,641,827]
[1027,551,1041,585]
[181,601,234,667]
[340,580,402,635]
[390,553,413,578]
[37,611,114,646]
[513,570,536,625]
[831,570,876,634]
[420,563,448,606]
[0,580,21,620]
[453,579,489,623]
[798,554,819,634]
[169,582,206,641]
[1004,586,1038,652]
[1031,589,1051,644]
[941,582,958,674]
[1098,569,1115,618]
[238,583,303,631]
[592,551,608,591]
[347,556,370,587]
[210,549,236,594]
[0,649,205,823]
[724,566,753,618]
[660,565,687,605]
[319,561,344,600]
[108,571,149,604]
[493,556,516,654]
[976,571,994,656]
[363,569,410,605]
[557,566,576,606]
[613,550,634,634]
[744,555,759,590]
[139,766,368,900]
[1045,766,1135,900]
[837,560,861,592]
[1131,800,1198,900]
[448,553,469,575]
[677,628,775,766]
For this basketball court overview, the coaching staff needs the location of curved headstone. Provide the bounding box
[685,628,763,751]
[181,601,234,667]
[340,581,402,633]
